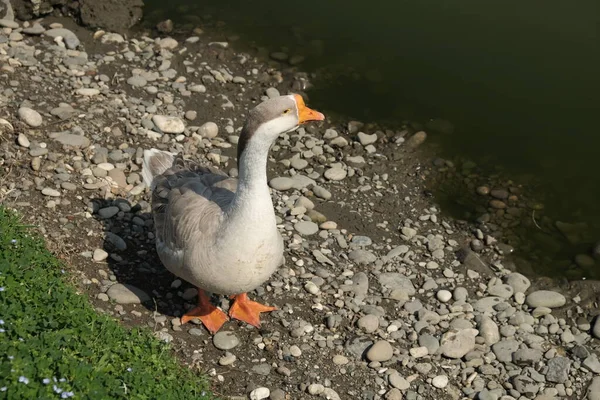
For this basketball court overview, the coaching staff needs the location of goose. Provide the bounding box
[141,94,325,334]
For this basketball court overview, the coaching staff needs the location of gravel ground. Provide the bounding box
[1,10,600,400]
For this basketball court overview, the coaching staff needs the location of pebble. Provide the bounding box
[269,177,294,191]
[478,316,500,345]
[526,290,566,308]
[366,340,394,362]
[213,331,240,350]
[152,115,185,134]
[198,122,219,138]
[440,328,477,359]
[324,167,347,181]
[357,314,379,333]
[389,373,410,390]
[505,272,531,293]
[106,284,150,304]
[249,387,270,400]
[93,248,108,262]
[17,133,30,147]
[436,289,452,303]
[357,132,377,145]
[294,221,319,235]
[332,355,349,365]
[76,88,100,96]
[589,377,600,400]
[18,107,42,127]
[432,375,448,389]
[41,188,60,197]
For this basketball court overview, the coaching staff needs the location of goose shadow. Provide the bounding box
[91,196,180,317]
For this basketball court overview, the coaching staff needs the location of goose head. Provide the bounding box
[238,94,325,161]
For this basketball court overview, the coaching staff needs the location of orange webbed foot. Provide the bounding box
[181,289,228,334]
[229,293,277,328]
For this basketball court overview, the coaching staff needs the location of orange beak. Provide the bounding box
[294,94,325,123]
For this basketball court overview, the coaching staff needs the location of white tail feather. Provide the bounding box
[141,149,175,190]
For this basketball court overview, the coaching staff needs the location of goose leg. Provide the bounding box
[181,289,228,334]
[229,293,277,328]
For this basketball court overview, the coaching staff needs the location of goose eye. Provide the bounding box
[282,108,291,115]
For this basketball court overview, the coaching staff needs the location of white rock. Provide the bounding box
[357,314,379,333]
[357,131,378,145]
[93,248,109,262]
[324,167,347,181]
[294,221,319,236]
[18,107,42,127]
[477,316,500,345]
[76,88,100,96]
[249,387,270,400]
[198,121,218,138]
[269,177,294,191]
[440,328,478,359]
[432,375,449,389]
[17,133,30,148]
[106,284,150,304]
[157,37,178,49]
[436,290,452,303]
[152,115,185,134]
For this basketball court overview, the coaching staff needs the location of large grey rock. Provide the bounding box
[545,357,570,383]
[477,316,500,345]
[505,272,531,293]
[526,290,566,308]
[588,377,600,400]
[366,340,394,362]
[440,329,477,359]
[593,316,600,339]
[378,273,416,296]
[492,339,520,363]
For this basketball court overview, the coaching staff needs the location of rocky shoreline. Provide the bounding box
[1,2,600,400]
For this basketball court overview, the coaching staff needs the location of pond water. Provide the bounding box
[143,0,600,278]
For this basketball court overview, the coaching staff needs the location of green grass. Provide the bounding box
[0,207,213,399]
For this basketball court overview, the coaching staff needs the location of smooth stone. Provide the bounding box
[505,272,531,293]
[357,132,377,145]
[437,290,452,303]
[213,331,240,350]
[152,115,185,134]
[357,314,380,333]
[324,167,347,181]
[45,28,80,49]
[526,290,566,308]
[366,340,394,362]
[92,248,108,262]
[389,373,410,390]
[98,206,119,219]
[583,354,600,374]
[198,122,218,138]
[249,387,270,400]
[332,355,349,365]
[440,329,477,359]
[76,88,100,96]
[0,19,18,28]
[269,177,294,191]
[106,283,150,304]
[478,316,500,345]
[386,388,403,400]
[17,133,30,147]
[312,185,332,200]
[432,375,448,389]
[348,249,376,265]
[51,132,90,147]
[41,188,60,197]
[488,283,514,298]
[418,333,440,354]
[127,75,147,87]
[218,352,236,366]
[157,37,178,49]
[294,221,319,235]
[18,107,42,127]
[588,377,600,400]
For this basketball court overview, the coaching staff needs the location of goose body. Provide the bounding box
[142,94,324,333]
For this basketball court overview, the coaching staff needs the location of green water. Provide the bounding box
[144,0,600,277]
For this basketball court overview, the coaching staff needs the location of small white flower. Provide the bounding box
[53,385,63,394]
[0,329,5,333]
[0,319,4,324]
[127,367,132,372]
[18,376,29,384]
[61,391,74,398]
[42,378,51,384]
[0,287,5,292]
[10,239,16,244]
